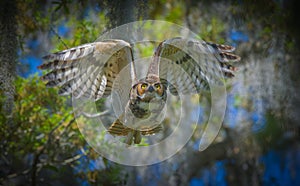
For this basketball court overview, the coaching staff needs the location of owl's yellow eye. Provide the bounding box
[137,83,147,96]
[141,84,148,89]
[155,84,161,90]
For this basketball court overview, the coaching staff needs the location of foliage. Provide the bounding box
[0,76,126,185]
[1,75,76,183]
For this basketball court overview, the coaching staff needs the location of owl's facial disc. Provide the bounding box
[136,82,164,99]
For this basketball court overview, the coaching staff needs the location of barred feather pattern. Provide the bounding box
[154,37,240,95]
[39,40,133,100]
[108,118,163,144]
[39,37,240,145]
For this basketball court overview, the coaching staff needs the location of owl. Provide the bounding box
[38,37,240,145]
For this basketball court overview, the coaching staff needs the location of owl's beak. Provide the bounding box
[148,85,155,92]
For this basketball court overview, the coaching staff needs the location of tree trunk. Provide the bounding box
[101,0,148,29]
[0,0,17,119]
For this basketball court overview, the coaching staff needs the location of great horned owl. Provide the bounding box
[38,37,240,145]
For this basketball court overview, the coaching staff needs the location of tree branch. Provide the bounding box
[79,110,110,118]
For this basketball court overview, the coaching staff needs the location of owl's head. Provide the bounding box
[131,75,166,101]
[136,81,164,97]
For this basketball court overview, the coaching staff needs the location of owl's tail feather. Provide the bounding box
[140,125,163,136]
[107,119,141,145]
[107,119,131,136]
[108,119,162,145]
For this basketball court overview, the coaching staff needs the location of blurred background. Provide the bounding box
[0,0,300,185]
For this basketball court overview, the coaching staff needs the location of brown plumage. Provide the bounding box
[39,37,240,145]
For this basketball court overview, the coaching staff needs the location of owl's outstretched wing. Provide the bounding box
[38,40,136,100]
[151,37,240,95]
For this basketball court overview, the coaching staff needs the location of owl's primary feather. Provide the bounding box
[39,37,240,145]
[39,39,135,100]
[151,37,240,95]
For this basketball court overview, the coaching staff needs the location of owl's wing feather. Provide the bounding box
[153,37,240,95]
[39,40,135,100]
